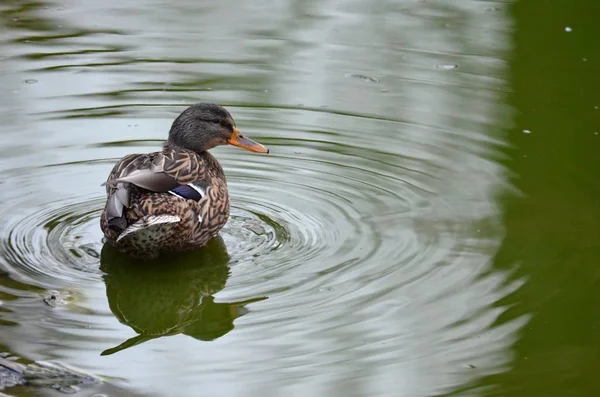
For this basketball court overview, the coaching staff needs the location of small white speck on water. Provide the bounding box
[436,64,459,70]
[264,90,268,92]
[522,129,531,134]
[565,26,572,32]
[594,132,598,135]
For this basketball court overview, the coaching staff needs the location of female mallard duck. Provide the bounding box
[100,103,268,259]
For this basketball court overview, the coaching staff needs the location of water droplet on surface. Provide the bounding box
[565,26,572,32]
[22,79,38,84]
[344,73,380,83]
[522,129,531,134]
[436,64,459,70]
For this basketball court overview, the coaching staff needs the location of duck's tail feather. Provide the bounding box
[105,183,131,229]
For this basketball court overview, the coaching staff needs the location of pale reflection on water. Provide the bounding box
[0,1,522,396]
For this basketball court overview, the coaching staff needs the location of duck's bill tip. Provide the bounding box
[227,131,269,154]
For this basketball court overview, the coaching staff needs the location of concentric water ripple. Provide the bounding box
[0,160,293,289]
[2,197,104,284]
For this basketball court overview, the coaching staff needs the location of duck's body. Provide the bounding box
[100,146,229,259]
[100,103,268,259]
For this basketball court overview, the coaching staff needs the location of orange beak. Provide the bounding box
[227,127,269,154]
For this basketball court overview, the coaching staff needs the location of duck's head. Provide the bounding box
[167,103,269,154]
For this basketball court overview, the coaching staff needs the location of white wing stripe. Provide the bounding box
[116,215,181,242]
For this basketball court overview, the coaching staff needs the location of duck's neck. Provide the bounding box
[163,141,207,155]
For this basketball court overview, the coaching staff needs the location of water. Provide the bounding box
[0,0,598,396]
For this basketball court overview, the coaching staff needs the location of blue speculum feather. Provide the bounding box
[170,185,203,201]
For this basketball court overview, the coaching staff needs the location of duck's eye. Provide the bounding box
[211,119,220,124]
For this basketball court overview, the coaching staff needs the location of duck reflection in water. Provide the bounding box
[99,236,266,356]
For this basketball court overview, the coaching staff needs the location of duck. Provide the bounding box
[100,103,269,259]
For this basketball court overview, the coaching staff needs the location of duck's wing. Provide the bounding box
[103,149,207,190]
[102,149,208,229]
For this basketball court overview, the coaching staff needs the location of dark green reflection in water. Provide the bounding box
[446,1,600,396]
[100,236,267,356]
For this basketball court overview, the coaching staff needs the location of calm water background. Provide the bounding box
[0,0,598,396]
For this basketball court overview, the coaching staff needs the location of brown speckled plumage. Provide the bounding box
[100,103,268,259]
